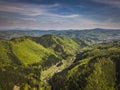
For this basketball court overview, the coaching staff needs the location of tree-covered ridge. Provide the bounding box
[0,40,21,65]
[0,35,82,90]
[50,42,120,90]
[33,34,81,59]
[0,37,60,67]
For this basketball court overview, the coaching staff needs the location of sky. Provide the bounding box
[0,0,120,30]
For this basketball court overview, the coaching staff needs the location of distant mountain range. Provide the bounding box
[0,28,120,42]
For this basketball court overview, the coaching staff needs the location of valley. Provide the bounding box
[0,31,120,90]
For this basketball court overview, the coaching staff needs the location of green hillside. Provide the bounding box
[0,36,61,67]
[0,34,119,90]
[10,37,58,65]
[50,42,120,90]
[0,35,81,90]
[33,34,80,59]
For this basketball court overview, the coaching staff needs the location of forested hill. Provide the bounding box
[0,35,89,90]
[0,34,120,90]
[49,41,120,90]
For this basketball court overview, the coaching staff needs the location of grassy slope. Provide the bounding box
[0,38,58,65]
[0,35,82,90]
[0,34,82,68]
[10,38,57,65]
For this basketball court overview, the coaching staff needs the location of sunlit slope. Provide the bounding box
[10,37,58,65]
[0,35,81,66]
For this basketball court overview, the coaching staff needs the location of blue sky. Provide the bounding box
[0,0,120,30]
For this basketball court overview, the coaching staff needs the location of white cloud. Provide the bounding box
[0,1,59,16]
[0,1,80,18]
[0,1,120,30]
[1,14,120,30]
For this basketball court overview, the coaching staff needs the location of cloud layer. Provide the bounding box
[0,0,120,30]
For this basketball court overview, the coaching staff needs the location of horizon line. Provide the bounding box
[0,28,120,31]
